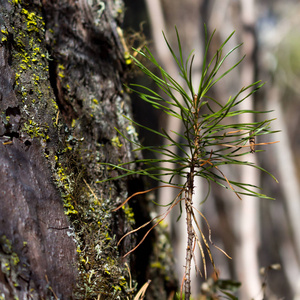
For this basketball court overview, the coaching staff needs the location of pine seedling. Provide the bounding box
[99,27,278,299]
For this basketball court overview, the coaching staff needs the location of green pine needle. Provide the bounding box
[99,27,278,200]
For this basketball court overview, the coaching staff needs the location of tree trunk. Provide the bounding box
[0,0,177,299]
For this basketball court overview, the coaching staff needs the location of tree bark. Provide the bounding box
[0,0,177,299]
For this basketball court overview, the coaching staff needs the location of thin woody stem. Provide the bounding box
[184,170,194,300]
[184,119,198,300]
[184,94,200,299]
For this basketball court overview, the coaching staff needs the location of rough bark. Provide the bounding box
[0,139,77,299]
[0,0,177,299]
[0,1,78,297]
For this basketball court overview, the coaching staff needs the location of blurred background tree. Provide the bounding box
[124,0,300,298]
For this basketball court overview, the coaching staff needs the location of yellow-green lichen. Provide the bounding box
[10,252,20,266]
[22,120,50,141]
[122,205,135,225]
[124,51,132,65]
[111,136,123,148]
[58,71,65,78]
[51,98,59,110]
[0,235,21,289]
[10,4,50,106]
[1,29,8,42]
[11,0,21,4]
[71,119,76,128]
[21,8,44,33]
[150,261,164,269]
[0,235,12,254]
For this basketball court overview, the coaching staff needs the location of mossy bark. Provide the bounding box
[0,0,177,299]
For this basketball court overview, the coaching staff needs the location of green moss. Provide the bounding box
[57,159,136,299]
[53,152,80,216]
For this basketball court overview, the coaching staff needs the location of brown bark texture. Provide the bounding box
[0,0,177,299]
